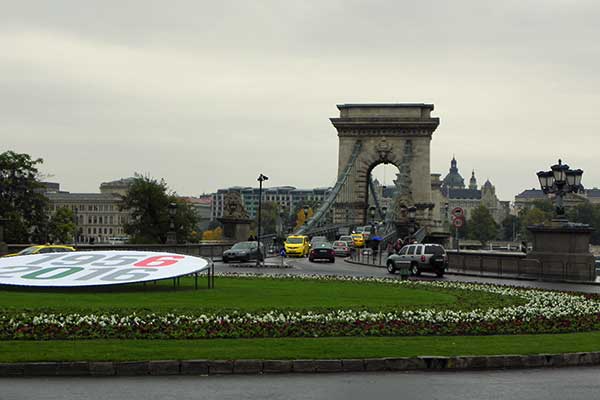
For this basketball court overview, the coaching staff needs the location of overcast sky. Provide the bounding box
[2,0,599,201]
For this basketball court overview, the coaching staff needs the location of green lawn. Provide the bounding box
[2,333,600,362]
[0,277,523,314]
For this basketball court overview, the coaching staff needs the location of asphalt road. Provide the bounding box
[4,367,600,400]
[218,255,600,294]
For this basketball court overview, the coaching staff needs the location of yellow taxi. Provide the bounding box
[351,233,365,248]
[3,244,76,257]
[284,235,310,257]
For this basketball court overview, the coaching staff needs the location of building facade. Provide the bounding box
[45,179,133,244]
[211,186,332,220]
[436,158,509,225]
[514,187,600,213]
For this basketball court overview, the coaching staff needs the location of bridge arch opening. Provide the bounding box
[364,162,401,225]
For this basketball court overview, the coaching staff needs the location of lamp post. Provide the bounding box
[167,202,177,244]
[302,205,309,225]
[536,159,583,221]
[256,174,268,267]
[369,206,376,224]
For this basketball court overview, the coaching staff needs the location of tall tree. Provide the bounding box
[258,201,279,235]
[0,151,49,243]
[567,203,600,244]
[466,205,498,245]
[518,207,553,240]
[48,207,76,244]
[500,214,520,241]
[119,174,198,244]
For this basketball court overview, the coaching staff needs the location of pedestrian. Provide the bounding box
[394,238,403,253]
[386,241,394,257]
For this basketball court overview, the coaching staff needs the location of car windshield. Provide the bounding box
[424,245,445,255]
[17,246,40,255]
[232,242,256,250]
[333,241,346,247]
[287,237,304,244]
[317,242,332,248]
[339,236,352,242]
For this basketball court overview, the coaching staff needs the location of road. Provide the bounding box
[218,255,600,294]
[4,367,600,400]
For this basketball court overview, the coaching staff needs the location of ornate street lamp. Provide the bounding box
[256,174,268,267]
[536,159,583,218]
[369,206,376,223]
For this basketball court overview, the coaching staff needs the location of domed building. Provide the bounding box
[435,157,509,225]
[441,156,465,194]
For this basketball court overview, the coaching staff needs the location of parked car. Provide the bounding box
[222,241,265,263]
[386,243,448,277]
[284,235,310,257]
[332,240,352,257]
[309,242,336,263]
[3,244,76,257]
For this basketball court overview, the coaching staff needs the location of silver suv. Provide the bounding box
[386,243,448,277]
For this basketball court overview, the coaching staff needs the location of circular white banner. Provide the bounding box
[0,251,209,287]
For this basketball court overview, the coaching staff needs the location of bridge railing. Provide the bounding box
[296,140,362,236]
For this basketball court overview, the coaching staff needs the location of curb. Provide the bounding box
[2,352,600,376]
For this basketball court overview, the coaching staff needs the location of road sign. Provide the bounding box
[451,207,464,218]
[452,217,464,228]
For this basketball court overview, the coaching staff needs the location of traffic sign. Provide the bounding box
[451,207,464,218]
[452,217,464,228]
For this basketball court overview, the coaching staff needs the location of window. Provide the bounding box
[399,246,409,255]
[407,246,417,255]
[425,245,445,255]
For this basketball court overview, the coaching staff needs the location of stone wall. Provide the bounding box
[4,242,235,258]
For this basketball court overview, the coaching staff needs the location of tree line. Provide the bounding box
[0,150,200,245]
[457,199,600,245]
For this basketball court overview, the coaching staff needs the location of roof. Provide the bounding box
[586,189,600,198]
[515,189,546,199]
[337,103,434,110]
[448,189,481,199]
[100,177,135,187]
[179,196,212,205]
[45,192,121,201]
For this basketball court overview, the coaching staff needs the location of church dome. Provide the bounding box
[441,156,465,191]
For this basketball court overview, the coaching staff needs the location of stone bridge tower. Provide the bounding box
[331,103,440,226]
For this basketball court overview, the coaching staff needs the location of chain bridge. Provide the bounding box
[295,103,441,244]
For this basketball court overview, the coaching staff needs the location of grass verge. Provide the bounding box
[2,332,600,362]
[0,277,524,313]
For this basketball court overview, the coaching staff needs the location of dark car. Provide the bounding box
[309,242,336,263]
[222,241,265,263]
[386,243,448,277]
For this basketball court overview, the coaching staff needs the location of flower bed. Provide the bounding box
[2,274,600,340]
